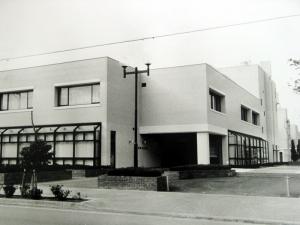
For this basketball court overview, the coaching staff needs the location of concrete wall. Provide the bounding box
[107,58,135,168]
[206,65,263,138]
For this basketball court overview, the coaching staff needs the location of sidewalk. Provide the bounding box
[1,183,300,225]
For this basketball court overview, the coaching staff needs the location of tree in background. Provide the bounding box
[297,139,300,157]
[291,140,298,162]
[288,59,300,92]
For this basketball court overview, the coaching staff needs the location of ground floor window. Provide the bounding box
[228,130,269,166]
[0,122,101,167]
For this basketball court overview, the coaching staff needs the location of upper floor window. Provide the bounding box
[241,106,249,122]
[0,90,33,111]
[209,89,224,112]
[57,83,100,107]
[252,111,260,125]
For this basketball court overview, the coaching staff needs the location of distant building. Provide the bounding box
[290,124,300,144]
[276,107,291,162]
[219,62,279,162]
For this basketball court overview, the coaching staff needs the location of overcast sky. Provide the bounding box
[1,0,300,125]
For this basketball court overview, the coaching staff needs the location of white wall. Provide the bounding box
[206,65,263,138]
[107,58,135,168]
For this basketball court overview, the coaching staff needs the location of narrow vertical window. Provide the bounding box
[209,89,224,113]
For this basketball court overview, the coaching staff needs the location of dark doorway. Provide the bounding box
[279,152,283,162]
[146,133,197,167]
[209,134,222,164]
[110,131,116,168]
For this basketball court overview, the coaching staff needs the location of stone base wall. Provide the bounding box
[178,169,236,179]
[98,174,168,191]
[0,170,72,185]
[71,169,109,178]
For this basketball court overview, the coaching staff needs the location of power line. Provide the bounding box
[1,13,300,62]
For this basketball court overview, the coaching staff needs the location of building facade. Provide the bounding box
[0,57,290,168]
[139,64,269,167]
[0,57,136,168]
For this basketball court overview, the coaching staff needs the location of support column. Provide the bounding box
[196,132,210,165]
[222,135,229,165]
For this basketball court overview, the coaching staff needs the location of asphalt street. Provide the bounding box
[0,204,255,225]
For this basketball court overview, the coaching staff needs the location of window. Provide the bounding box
[241,106,249,122]
[209,90,223,112]
[252,111,260,125]
[0,90,33,111]
[57,83,100,107]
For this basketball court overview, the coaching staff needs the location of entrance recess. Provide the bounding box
[145,133,197,167]
[209,134,222,164]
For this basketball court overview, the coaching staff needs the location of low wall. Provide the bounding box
[178,169,236,179]
[71,169,109,178]
[0,170,72,185]
[98,174,168,191]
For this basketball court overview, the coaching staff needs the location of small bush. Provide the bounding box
[20,184,30,198]
[3,185,16,198]
[29,188,43,199]
[50,185,70,201]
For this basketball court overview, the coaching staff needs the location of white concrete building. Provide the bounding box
[139,64,268,167]
[0,57,135,168]
[276,107,291,162]
[0,57,287,168]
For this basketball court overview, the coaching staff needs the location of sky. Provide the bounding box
[0,0,300,125]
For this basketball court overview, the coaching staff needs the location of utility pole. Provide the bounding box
[122,63,150,168]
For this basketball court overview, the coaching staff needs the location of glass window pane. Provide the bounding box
[8,93,20,110]
[92,84,100,103]
[59,88,68,106]
[27,91,33,108]
[69,85,91,105]
[1,94,8,110]
[20,92,28,109]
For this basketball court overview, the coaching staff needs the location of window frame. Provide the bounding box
[56,82,100,107]
[0,90,33,111]
[209,89,224,113]
[252,111,260,126]
[241,105,249,122]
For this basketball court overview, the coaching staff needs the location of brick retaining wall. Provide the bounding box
[98,174,168,191]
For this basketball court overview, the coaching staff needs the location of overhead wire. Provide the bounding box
[1,13,300,62]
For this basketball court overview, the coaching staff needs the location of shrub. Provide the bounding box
[3,185,16,198]
[28,188,43,200]
[50,185,70,201]
[20,184,30,198]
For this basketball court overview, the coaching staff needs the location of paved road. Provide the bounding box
[0,204,254,225]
